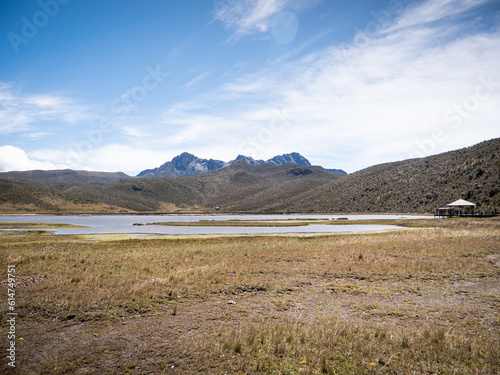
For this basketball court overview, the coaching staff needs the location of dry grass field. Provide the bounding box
[1,217,499,374]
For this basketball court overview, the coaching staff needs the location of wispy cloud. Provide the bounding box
[214,0,286,38]
[181,70,214,89]
[213,0,313,41]
[166,0,500,172]
[121,125,151,139]
[0,83,95,135]
[383,0,492,33]
[267,29,333,63]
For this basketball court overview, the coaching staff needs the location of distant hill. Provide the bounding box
[0,179,123,214]
[249,138,500,213]
[0,169,130,188]
[136,152,313,177]
[326,169,347,174]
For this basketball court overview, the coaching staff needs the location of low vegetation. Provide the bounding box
[0,179,123,214]
[262,138,500,213]
[0,222,86,229]
[1,217,499,374]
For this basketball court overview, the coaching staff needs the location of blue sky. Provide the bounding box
[0,0,499,175]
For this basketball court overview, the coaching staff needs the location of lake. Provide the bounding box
[0,214,430,236]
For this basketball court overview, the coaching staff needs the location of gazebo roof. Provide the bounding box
[447,199,476,207]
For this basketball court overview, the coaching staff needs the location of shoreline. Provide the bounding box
[0,211,435,217]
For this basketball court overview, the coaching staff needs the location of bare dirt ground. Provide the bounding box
[16,274,499,374]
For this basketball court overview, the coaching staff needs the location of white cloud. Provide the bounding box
[383,0,491,34]
[0,145,68,172]
[62,144,169,173]
[213,0,315,41]
[181,70,214,89]
[0,83,95,135]
[214,0,286,37]
[121,125,151,138]
[170,0,500,172]
[276,32,500,170]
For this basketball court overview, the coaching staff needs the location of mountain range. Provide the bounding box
[0,162,343,213]
[0,139,498,214]
[136,152,329,177]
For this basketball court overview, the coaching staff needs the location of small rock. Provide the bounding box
[227,300,237,305]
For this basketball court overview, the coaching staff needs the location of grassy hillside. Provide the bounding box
[0,179,123,214]
[256,138,500,213]
[190,162,341,208]
[59,177,204,212]
[0,169,130,188]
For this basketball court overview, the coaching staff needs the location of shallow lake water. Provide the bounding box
[0,214,431,236]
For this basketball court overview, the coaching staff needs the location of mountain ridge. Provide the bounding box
[136,152,338,178]
[0,169,130,188]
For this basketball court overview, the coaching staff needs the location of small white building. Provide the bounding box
[435,199,476,217]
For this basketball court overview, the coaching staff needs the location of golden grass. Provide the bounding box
[208,316,499,374]
[0,217,499,374]
[0,222,87,229]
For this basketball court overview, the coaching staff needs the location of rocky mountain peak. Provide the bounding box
[171,152,199,170]
[137,152,317,178]
[268,152,311,166]
[232,155,264,165]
